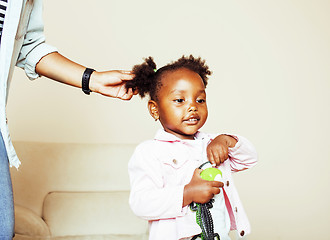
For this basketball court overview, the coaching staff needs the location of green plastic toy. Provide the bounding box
[200,167,222,181]
[190,162,222,240]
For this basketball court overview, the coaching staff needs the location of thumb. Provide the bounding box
[193,168,203,177]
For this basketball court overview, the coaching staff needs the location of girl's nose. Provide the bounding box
[188,103,197,112]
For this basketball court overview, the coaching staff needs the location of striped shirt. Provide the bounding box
[0,0,8,43]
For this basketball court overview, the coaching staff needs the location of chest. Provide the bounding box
[157,142,208,186]
[156,141,232,188]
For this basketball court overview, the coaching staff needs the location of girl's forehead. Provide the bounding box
[157,69,206,98]
[161,68,204,88]
[163,67,196,78]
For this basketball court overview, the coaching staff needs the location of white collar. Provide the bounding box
[153,129,207,143]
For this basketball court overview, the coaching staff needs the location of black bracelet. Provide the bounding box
[82,68,95,95]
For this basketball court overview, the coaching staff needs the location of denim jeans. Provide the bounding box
[0,131,15,239]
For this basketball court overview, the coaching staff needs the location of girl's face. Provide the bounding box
[149,68,208,140]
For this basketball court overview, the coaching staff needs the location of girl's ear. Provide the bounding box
[148,100,160,121]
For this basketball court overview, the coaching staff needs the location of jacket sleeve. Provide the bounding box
[16,0,57,80]
[128,142,186,221]
[228,135,258,172]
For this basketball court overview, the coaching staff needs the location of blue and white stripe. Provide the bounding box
[0,0,8,42]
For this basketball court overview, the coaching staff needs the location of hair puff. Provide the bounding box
[126,55,212,101]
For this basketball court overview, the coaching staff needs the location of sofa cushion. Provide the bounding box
[14,204,51,236]
[14,233,148,240]
[43,191,148,237]
[11,142,136,217]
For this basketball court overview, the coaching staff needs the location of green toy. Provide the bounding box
[200,167,222,181]
[190,162,222,240]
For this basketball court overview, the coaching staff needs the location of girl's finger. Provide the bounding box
[211,149,221,166]
[207,150,215,166]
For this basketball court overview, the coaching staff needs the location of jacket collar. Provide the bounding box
[154,129,207,143]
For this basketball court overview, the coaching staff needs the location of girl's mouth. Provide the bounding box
[187,118,198,122]
[183,116,200,124]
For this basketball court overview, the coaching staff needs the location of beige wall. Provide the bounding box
[6,0,330,239]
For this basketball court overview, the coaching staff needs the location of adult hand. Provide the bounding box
[90,70,136,100]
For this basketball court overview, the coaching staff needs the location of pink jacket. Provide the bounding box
[128,129,257,240]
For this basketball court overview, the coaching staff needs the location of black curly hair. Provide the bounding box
[126,55,212,101]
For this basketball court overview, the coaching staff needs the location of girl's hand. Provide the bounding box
[207,134,238,166]
[183,169,223,206]
[90,70,137,100]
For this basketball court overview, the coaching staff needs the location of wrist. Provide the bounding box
[225,135,238,148]
[88,71,100,93]
[217,134,237,148]
[82,68,95,95]
[183,184,193,207]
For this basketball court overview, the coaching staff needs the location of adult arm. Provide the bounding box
[35,52,135,100]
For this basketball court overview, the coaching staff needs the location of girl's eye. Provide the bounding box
[174,99,184,103]
[197,99,205,103]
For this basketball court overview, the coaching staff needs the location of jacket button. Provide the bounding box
[235,207,238,212]
[172,159,177,164]
[240,231,245,236]
[226,181,229,186]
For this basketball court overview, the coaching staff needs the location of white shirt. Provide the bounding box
[0,0,8,40]
[0,0,57,168]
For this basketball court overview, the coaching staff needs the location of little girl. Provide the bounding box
[127,56,257,240]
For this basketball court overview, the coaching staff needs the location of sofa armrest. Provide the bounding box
[14,204,50,236]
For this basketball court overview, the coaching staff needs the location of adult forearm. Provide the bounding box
[35,52,135,100]
[35,52,85,89]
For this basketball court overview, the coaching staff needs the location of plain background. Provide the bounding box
[6,0,330,239]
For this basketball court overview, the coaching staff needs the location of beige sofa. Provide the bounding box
[10,141,148,240]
